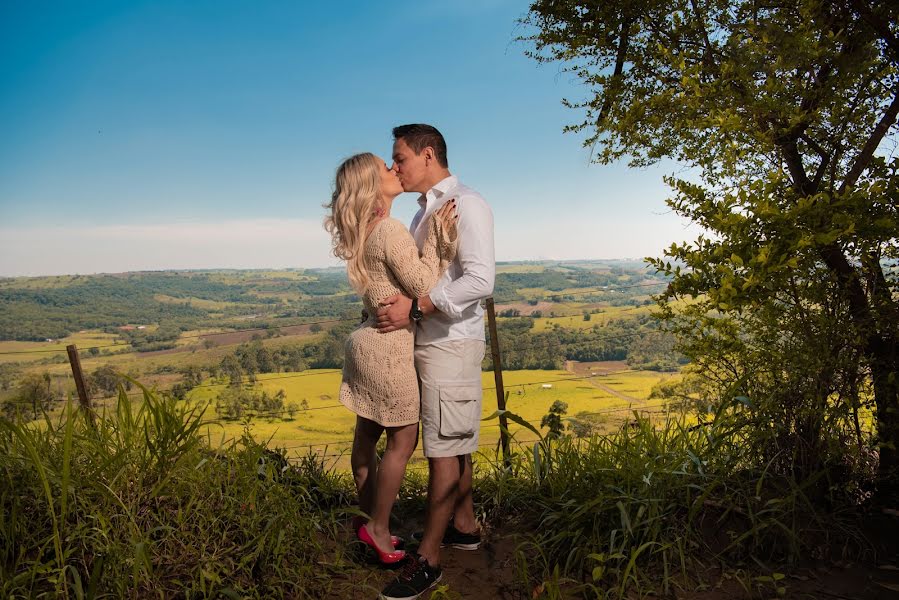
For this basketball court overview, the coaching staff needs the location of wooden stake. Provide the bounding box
[66,344,95,425]
[485,298,511,468]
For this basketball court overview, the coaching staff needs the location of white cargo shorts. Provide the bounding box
[415,339,485,458]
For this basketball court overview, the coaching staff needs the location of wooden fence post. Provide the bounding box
[485,298,511,468]
[66,344,95,425]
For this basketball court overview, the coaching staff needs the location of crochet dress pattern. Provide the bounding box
[339,215,457,426]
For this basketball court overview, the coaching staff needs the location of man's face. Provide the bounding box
[391,138,428,193]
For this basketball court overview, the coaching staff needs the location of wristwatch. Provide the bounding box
[410,298,424,323]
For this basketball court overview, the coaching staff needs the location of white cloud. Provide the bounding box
[494,213,697,263]
[0,219,338,276]
[0,212,698,277]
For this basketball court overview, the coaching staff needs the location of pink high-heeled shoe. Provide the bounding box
[352,516,404,549]
[357,524,406,564]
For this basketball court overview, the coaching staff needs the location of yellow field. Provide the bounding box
[495,264,546,273]
[0,274,82,289]
[198,270,312,284]
[154,294,238,310]
[185,368,679,470]
[9,324,327,381]
[0,331,128,365]
[530,303,656,332]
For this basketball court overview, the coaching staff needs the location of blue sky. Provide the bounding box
[0,0,692,276]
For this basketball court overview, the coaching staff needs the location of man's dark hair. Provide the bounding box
[392,124,448,168]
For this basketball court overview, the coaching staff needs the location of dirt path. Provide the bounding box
[332,529,523,599]
[565,360,643,404]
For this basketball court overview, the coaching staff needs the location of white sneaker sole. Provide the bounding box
[409,533,482,551]
[445,541,480,551]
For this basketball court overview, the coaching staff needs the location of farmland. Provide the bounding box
[0,261,682,461]
[180,366,678,470]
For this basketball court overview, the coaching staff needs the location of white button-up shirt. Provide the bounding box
[410,175,495,346]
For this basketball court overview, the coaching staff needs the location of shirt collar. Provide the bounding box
[418,175,457,207]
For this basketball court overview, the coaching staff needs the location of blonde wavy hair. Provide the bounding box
[324,152,383,293]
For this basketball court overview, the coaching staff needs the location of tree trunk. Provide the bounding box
[870,334,899,492]
[818,243,899,492]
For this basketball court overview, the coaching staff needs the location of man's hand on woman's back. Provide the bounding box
[376,294,413,332]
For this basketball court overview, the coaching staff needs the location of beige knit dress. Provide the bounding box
[339,215,457,426]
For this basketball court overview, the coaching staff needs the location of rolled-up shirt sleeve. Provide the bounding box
[429,195,495,318]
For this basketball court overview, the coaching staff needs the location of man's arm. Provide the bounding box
[376,194,493,332]
[428,195,494,317]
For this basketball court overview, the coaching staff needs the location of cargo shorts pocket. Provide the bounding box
[438,383,480,438]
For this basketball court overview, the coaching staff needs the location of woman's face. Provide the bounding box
[378,159,404,199]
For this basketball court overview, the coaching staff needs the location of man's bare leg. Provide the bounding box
[450,454,478,534]
[415,455,461,567]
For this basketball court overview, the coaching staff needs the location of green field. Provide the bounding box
[182,367,678,470]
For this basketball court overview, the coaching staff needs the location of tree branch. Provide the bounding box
[851,0,899,62]
[689,0,715,69]
[800,133,832,188]
[597,17,633,126]
[838,91,899,195]
[779,138,816,195]
[818,242,874,341]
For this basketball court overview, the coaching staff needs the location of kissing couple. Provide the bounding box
[324,124,495,600]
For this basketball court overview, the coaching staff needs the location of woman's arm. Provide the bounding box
[383,206,457,299]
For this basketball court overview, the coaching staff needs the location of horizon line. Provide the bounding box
[0,257,658,280]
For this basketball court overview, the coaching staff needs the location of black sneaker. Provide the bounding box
[410,524,481,550]
[379,554,443,600]
[442,524,481,550]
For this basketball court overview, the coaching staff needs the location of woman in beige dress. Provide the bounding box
[324,152,457,563]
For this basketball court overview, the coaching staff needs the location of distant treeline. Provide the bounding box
[0,267,666,343]
[207,316,682,386]
[492,267,666,303]
[484,316,684,372]
[0,270,354,341]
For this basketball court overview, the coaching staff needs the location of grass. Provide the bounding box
[0,383,875,599]
[0,388,355,599]
[476,406,864,599]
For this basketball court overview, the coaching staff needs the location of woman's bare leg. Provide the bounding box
[351,416,383,518]
[365,422,418,550]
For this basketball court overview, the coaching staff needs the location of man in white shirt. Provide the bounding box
[376,124,495,600]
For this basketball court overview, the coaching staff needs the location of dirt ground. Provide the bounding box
[329,519,899,600]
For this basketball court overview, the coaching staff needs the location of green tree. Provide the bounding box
[220,355,243,387]
[3,372,57,419]
[541,400,569,439]
[522,0,899,488]
[87,364,122,397]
